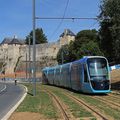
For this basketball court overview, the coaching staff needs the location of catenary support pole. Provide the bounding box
[26,53,28,80]
[32,0,36,96]
[29,37,31,82]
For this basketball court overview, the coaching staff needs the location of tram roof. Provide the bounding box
[42,56,107,71]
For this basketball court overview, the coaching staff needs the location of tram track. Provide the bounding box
[111,91,120,95]
[109,93,120,99]
[92,96,120,109]
[44,89,70,120]
[63,92,109,120]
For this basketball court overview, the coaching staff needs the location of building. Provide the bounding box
[0,29,75,75]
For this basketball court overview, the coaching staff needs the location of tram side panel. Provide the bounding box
[47,69,54,85]
[54,66,61,86]
[54,67,60,86]
[70,62,83,91]
[61,64,71,88]
[81,63,93,93]
[42,70,49,84]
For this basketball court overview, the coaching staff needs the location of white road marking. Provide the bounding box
[0,85,6,93]
[1,85,28,120]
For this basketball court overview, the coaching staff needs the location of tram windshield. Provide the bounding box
[87,58,109,80]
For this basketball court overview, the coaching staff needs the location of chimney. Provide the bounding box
[64,29,68,36]
[13,35,17,39]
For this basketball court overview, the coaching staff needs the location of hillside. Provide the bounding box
[111,69,120,90]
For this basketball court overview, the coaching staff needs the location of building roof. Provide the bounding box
[1,38,12,44]
[60,29,76,37]
[1,37,25,45]
[8,38,23,45]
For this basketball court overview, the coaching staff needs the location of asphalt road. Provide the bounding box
[0,82,25,119]
[0,83,6,93]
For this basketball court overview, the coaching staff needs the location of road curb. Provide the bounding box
[1,84,28,120]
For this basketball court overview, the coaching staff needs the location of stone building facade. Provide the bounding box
[0,29,75,74]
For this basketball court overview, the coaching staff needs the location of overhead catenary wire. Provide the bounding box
[36,16,99,39]
[89,20,99,29]
[48,0,70,39]
[35,1,106,40]
[35,17,98,20]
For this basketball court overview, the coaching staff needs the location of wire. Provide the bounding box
[89,20,99,29]
[36,17,97,20]
[49,0,70,39]
[62,0,70,19]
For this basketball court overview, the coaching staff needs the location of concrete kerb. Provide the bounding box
[1,84,28,120]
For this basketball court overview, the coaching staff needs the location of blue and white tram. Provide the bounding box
[42,56,111,94]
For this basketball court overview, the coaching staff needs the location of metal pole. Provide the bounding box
[26,53,28,80]
[62,49,63,64]
[29,37,31,82]
[33,0,36,96]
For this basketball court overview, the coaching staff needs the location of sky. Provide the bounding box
[0,0,100,43]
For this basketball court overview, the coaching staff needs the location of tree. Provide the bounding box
[76,29,99,43]
[25,28,48,44]
[78,41,104,58]
[57,44,70,64]
[69,29,102,59]
[57,29,103,64]
[99,20,114,62]
[99,0,120,63]
[74,29,100,54]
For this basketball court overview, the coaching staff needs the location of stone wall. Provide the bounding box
[0,29,75,74]
[0,41,61,74]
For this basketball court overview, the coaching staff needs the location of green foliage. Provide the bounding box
[78,41,104,59]
[75,29,99,43]
[57,44,70,64]
[99,0,120,63]
[99,20,113,61]
[57,29,103,64]
[25,28,48,45]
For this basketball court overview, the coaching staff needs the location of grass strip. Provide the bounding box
[106,96,120,104]
[16,83,58,119]
[74,93,120,120]
[44,85,120,120]
[44,85,94,119]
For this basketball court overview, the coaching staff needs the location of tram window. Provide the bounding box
[87,58,108,77]
[84,64,89,82]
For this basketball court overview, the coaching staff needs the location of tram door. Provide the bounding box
[71,63,83,91]
[83,64,89,83]
[83,64,90,92]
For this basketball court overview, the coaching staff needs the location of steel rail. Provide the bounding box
[45,90,69,120]
[65,92,108,120]
[94,96,120,108]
